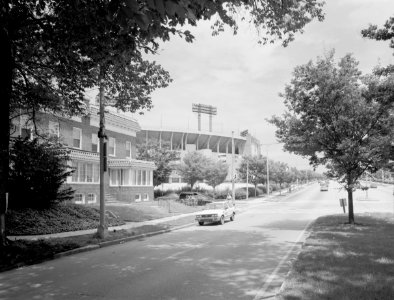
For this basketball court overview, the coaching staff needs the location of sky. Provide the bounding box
[122,0,394,170]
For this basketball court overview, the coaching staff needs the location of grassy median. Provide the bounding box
[277,213,394,300]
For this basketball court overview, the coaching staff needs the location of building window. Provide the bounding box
[142,170,146,185]
[131,170,136,185]
[108,137,116,156]
[92,133,99,152]
[136,170,141,185]
[135,194,141,202]
[86,163,93,182]
[109,169,153,186]
[146,170,151,185]
[171,177,180,183]
[49,121,60,138]
[70,161,100,183]
[126,141,131,158]
[110,169,131,186]
[142,193,149,201]
[93,164,99,182]
[71,161,79,182]
[73,127,82,149]
[87,193,96,204]
[75,194,85,204]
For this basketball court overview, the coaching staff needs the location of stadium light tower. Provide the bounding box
[192,103,217,132]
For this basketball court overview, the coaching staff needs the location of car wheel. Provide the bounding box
[220,215,225,225]
[230,213,235,221]
[198,221,204,226]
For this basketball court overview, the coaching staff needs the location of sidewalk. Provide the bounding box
[8,212,198,241]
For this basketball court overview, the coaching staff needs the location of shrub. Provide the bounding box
[8,137,74,209]
[213,188,247,200]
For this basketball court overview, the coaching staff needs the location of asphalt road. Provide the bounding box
[1,182,393,300]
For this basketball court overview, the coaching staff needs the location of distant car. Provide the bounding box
[195,201,235,226]
[369,183,377,188]
[178,192,213,206]
[320,183,329,191]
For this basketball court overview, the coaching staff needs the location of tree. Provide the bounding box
[362,16,394,52]
[205,161,228,190]
[8,137,74,209]
[177,152,211,190]
[238,156,267,196]
[0,0,325,245]
[270,161,293,194]
[136,140,179,187]
[269,51,394,224]
[362,16,394,75]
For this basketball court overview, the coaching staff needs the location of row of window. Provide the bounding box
[109,169,153,186]
[71,162,100,183]
[48,121,132,158]
[72,127,132,158]
[74,193,149,204]
[70,162,153,187]
[75,193,97,204]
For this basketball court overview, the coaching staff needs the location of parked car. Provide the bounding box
[178,192,213,206]
[369,182,377,188]
[195,201,235,226]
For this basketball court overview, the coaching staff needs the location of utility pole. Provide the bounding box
[246,159,249,200]
[266,148,270,196]
[97,67,108,239]
[231,131,235,203]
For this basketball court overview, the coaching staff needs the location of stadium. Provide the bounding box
[136,104,262,187]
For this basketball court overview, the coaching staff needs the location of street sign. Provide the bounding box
[339,198,347,213]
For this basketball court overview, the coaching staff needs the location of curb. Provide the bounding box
[54,244,100,258]
[276,220,316,297]
[53,222,196,259]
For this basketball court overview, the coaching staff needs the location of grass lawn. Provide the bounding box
[105,198,203,222]
[277,213,394,300]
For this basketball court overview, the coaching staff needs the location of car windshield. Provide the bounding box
[207,203,225,210]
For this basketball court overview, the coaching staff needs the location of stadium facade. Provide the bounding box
[136,127,262,184]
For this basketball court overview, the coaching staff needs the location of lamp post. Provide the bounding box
[246,159,249,200]
[266,148,269,196]
[97,68,108,239]
[231,131,235,203]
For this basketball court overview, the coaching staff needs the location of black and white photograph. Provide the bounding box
[1,0,394,299]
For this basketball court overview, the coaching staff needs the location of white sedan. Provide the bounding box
[195,201,235,226]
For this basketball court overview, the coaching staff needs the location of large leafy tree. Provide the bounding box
[205,161,228,190]
[177,151,211,189]
[269,161,295,193]
[270,51,394,224]
[137,140,179,186]
[238,156,267,195]
[0,0,325,245]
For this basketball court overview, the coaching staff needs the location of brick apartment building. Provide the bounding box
[13,105,155,205]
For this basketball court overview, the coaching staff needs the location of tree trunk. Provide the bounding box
[347,188,355,224]
[0,25,12,247]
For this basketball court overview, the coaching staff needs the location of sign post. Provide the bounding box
[339,198,347,213]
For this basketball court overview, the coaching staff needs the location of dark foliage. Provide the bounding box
[8,137,74,209]
[5,203,124,235]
